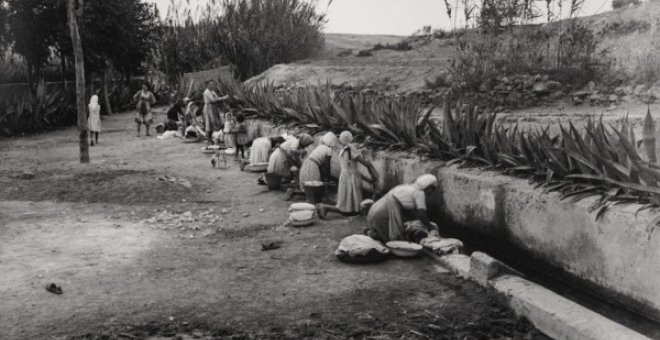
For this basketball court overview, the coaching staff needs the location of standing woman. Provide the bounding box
[133,83,156,137]
[203,80,228,146]
[88,94,101,146]
[318,131,378,218]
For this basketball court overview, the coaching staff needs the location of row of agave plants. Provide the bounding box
[215,75,434,148]
[0,79,170,137]
[429,102,660,215]
[215,75,660,211]
[0,80,76,136]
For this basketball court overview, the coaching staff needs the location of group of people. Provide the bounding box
[248,127,441,244]
[88,79,442,245]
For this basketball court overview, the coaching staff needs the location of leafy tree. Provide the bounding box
[0,0,7,49]
[6,0,64,88]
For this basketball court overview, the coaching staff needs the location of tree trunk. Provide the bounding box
[102,67,113,115]
[67,0,89,163]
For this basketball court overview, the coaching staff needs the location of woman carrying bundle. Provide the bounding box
[318,131,378,217]
[364,174,439,243]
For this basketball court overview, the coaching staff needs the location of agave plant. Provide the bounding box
[428,98,660,211]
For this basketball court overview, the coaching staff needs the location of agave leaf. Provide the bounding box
[643,107,656,163]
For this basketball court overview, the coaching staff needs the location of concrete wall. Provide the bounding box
[249,119,660,321]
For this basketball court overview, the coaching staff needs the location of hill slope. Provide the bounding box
[248,2,660,93]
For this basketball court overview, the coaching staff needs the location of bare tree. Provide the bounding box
[67,0,89,163]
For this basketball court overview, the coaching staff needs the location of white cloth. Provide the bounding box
[250,137,272,164]
[414,174,438,191]
[88,95,101,132]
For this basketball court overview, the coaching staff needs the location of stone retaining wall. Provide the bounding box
[248,119,660,322]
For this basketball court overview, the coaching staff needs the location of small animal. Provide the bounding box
[211,151,221,168]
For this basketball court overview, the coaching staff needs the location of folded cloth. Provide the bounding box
[288,202,317,213]
[420,236,464,255]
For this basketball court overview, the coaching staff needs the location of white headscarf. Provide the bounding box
[320,132,337,147]
[339,131,353,145]
[88,95,100,112]
[414,174,438,191]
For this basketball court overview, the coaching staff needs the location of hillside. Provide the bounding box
[248,2,660,93]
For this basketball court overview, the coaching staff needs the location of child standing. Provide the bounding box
[223,112,236,148]
[88,94,101,146]
[234,112,249,160]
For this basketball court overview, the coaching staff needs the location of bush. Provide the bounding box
[209,0,326,80]
[632,51,660,85]
[612,0,641,9]
[372,41,412,52]
[449,21,609,93]
[356,49,373,58]
[599,19,651,36]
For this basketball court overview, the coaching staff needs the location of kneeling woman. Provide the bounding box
[364,174,439,243]
[267,133,314,180]
[318,131,378,217]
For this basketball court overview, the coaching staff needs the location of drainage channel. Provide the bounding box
[435,221,660,339]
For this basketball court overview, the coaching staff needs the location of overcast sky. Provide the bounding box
[144,0,614,36]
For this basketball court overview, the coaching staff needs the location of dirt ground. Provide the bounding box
[0,109,548,340]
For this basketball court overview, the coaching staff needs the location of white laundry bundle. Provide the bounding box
[286,202,317,227]
[335,234,390,264]
[420,236,464,255]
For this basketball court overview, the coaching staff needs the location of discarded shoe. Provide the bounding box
[45,283,63,295]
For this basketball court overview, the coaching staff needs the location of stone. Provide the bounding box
[470,252,501,287]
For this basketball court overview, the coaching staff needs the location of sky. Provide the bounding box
[144,0,614,36]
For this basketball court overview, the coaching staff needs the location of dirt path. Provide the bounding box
[0,109,546,340]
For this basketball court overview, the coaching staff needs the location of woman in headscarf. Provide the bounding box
[318,131,379,217]
[203,80,229,146]
[88,94,101,146]
[267,133,315,180]
[298,132,337,190]
[364,174,439,243]
[133,83,156,137]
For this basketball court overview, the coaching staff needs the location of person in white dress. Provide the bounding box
[318,131,379,217]
[88,94,101,146]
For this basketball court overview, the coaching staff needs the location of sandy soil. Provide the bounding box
[0,108,547,340]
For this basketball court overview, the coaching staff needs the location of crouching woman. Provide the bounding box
[364,174,439,243]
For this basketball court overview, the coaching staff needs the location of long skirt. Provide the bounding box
[299,159,322,191]
[366,194,408,243]
[250,137,271,164]
[336,170,362,214]
[203,105,222,132]
[267,148,291,177]
[88,113,101,132]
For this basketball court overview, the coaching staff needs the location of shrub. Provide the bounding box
[372,41,412,52]
[632,51,660,85]
[356,49,373,58]
[612,0,641,9]
[209,0,326,80]
[449,21,609,93]
[599,19,651,36]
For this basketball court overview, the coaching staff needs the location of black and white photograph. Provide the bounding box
[1,0,660,339]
